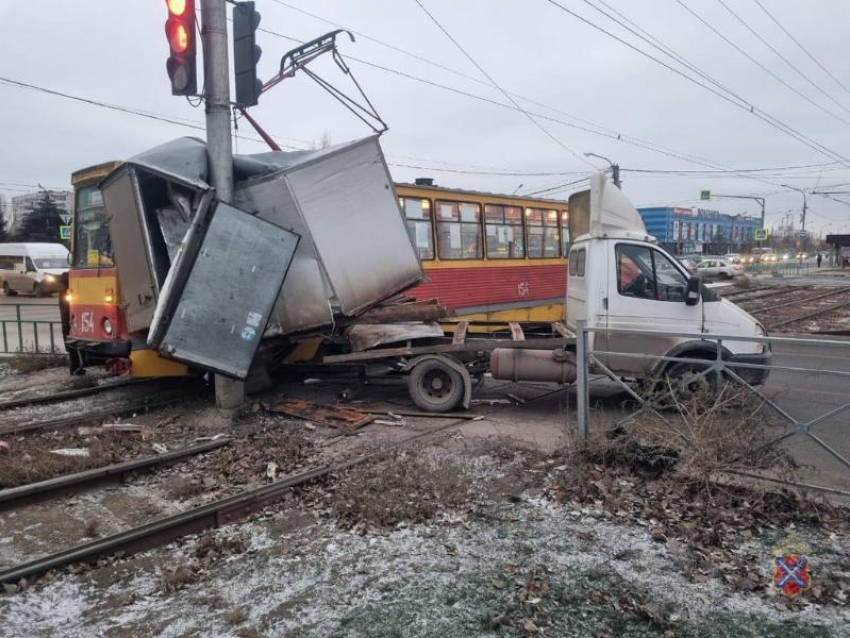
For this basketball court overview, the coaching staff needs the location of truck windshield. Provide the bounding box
[34,258,68,269]
[72,185,114,268]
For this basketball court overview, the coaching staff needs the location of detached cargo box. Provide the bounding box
[100,135,423,378]
[234,136,423,334]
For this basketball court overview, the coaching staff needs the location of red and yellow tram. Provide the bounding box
[396,182,568,323]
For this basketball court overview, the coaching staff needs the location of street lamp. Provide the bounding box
[712,194,766,249]
[583,152,620,188]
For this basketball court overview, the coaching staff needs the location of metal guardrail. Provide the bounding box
[0,303,63,355]
[742,260,812,276]
[573,320,850,498]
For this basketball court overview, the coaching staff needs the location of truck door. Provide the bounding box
[150,202,299,379]
[604,243,698,375]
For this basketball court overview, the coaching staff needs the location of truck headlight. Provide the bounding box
[103,318,113,335]
[44,274,55,283]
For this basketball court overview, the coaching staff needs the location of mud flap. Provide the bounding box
[405,354,472,410]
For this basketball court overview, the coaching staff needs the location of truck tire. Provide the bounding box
[2,282,16,297]
[34,283,46,297]
[663,360,718,403]
[407,356,466,413]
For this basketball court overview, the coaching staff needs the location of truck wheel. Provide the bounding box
[34,283,46,297]
[2,282,16,297]
[407,357,465,413]
[663,360,718,403]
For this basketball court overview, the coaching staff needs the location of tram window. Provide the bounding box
[72,185,114,268]
[526,208,561,258]
[560,211,570,256]
[435,200,483,260]
[484,204,524,258]
[400,196,434,260]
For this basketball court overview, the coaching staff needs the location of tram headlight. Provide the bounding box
[102,318,113,335]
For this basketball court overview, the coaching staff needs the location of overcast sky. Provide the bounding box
[2,0,850,235]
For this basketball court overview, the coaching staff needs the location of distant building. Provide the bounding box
[8,189,72,235]
[637,206,761,255]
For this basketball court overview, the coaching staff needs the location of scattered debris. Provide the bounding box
[268,398,374,431]
[49,448,89,458]
[152,443,168,454]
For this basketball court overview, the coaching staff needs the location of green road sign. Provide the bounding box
[60,225,71,240]
[754,227,769,241]
[700,189,711,201]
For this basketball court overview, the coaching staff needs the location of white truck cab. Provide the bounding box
[491,173,770,387]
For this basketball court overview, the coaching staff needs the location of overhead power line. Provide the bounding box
[751,0,850,102]
[261,2,768,179]
[542,0,850,168]
[411,0,591,167]
[715,0,850,116]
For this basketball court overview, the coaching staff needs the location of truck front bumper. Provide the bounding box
[728,350,771,386]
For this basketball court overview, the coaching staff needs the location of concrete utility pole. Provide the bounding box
[200,0,246,410]
[783,184,808,260]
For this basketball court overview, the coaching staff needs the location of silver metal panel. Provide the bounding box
[286,137,423,315]
[346,322,445,352]
[101,168,159,332]
[158,203,299,378]
[234,173,333,335]
[120,137,210,191]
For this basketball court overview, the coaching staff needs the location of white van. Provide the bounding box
[491,173,770,389]
[0,243,70,297]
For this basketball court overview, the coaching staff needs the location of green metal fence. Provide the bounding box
[742,260,813,277]
[0,303,64,354]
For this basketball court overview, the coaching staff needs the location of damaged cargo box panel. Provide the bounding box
[235,135,423,335]
[156,203,299,378]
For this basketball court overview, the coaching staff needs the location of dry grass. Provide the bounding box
[633,383,794,486]
[7,353,67,373]
[83,519,101,538]
[226,607,248,626]
[333,448,472,529]
[0,437,117,489]
[160,565,200,593]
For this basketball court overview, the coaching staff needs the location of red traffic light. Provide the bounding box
[167,20,190,53]
[167,0,187,17]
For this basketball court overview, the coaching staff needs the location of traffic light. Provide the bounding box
[165,0,197,96]
[233,1,262,107]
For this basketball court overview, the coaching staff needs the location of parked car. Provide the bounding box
[0,243,69,297]
[696,258,744,279]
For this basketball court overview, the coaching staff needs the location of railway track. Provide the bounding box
[722,286,808,304]
[0,377,161,412]
[0,438,231,513]
[768,297,850,329]
[746,287,850,315]
[0,412,480,588]
[0,383,206,437]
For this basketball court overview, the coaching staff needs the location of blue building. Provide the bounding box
[637,206,761,255]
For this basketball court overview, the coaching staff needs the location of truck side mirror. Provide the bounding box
[685,275,701,306]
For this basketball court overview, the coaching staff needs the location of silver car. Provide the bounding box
[696,258,744,280]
